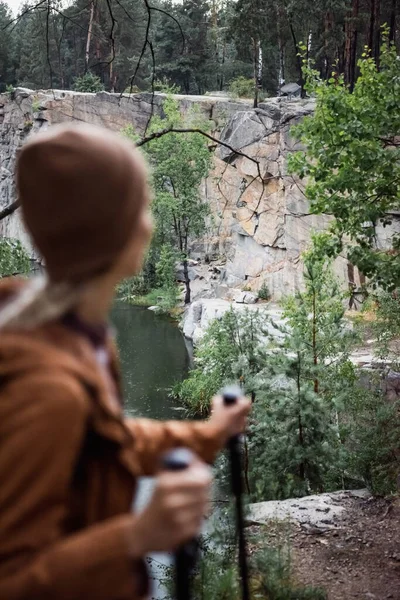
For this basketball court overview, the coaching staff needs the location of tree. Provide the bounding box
[73,71,104,92]
[140,97,212,304]
[229,0,270,105]
[0,2,14,91]
[249,248,355,500]
[289,38,400,290]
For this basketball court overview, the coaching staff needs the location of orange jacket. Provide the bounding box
[0,279,223,600]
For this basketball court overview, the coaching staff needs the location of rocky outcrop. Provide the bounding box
[248,489,371,531]
[0,88,245,257]
[1,88,399,299]
[183,298,285,343]
[199,98,360,298]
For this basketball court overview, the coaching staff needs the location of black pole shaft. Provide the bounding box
[162,448,198,600]
[222,386,250,600]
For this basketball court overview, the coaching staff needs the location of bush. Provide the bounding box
[0,238,30,277]
[123,84,141,94]
[229,76,254,98]
[251,545,327,599]
[73,72,104,93]
[342,385,400,496]
[154,77,181,94]
[188,513,327,600]
[175,308,268,416]
[117,274,149,300]
[258,282,270,301]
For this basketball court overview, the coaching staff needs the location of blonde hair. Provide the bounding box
[0,275,84,331]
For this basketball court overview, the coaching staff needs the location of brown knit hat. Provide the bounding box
[16,123,148,282]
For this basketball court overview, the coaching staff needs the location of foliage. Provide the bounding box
[73,72,104,93]
[372,289,400,365]
[229,76,254,98]
[117,273,149,300]
[175,307,268,416]
[127,96,212,305]
[2,0,398,95]
[248,248,357,500]
[155,243,178,289]
[288,39,400,290]
[0,237,30,278]
[189,512,326,600]
[342,382,400,496]
[153,77,181,94]
[258,282,271,301]
[250,544,326,599]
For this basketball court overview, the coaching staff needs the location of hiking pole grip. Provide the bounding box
[162,448,198,600]
[222,386,250,600]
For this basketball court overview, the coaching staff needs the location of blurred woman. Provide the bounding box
[0,123,250,600]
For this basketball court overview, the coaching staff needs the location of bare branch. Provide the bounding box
[137,127,262,173]
[0,201,20,222]
[2,0,47,32]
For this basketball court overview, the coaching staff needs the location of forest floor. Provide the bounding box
[249,494,400,599]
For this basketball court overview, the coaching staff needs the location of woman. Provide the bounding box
[0,123,250,600]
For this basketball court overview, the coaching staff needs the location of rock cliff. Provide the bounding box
[1,88,397,299]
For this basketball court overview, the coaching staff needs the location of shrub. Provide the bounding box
[342,384,400,496]
[229,76,254,98]
[73,72,104,93]
[258,282,270,301]
[0,238,30,277]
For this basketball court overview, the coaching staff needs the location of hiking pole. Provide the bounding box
[222,385,250,600]
[162,448,199,600]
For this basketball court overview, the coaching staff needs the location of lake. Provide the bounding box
[111,302,191,599]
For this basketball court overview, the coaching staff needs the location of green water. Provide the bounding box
[111,302,191,599]
[112,302,190,420]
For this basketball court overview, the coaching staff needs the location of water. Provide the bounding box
[111,302,191,599]
[112,302,191,419]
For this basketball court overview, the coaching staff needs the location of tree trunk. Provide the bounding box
[288,20,305,97]
[109,48,117,92]
[368,0,381,64]
[85,0,95,73]
[324,10,334,79]
[296,353,306,481]
[183,258,191,304]
[277,4,285,88]
[252,38,262,108]
[389,0,397,43]
[312,287,319,394]
[344,0,359,90]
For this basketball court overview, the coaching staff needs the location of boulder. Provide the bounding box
[234,290,258,304]
[182,298,285,343]
[248,490,371,530]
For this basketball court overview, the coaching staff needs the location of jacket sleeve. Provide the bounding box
[126,417,226,475]
[0,375,147,600]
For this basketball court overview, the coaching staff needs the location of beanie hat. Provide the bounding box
[16,123,148,282]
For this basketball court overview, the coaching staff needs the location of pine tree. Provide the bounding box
[249,243,356,500]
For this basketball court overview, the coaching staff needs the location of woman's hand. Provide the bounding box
[209,394,251,445]
[129,458,212,556]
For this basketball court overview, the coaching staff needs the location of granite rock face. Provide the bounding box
[1,89,398,299]
[0,88,244,258]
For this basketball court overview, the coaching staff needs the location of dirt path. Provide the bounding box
[251,495,400,599]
